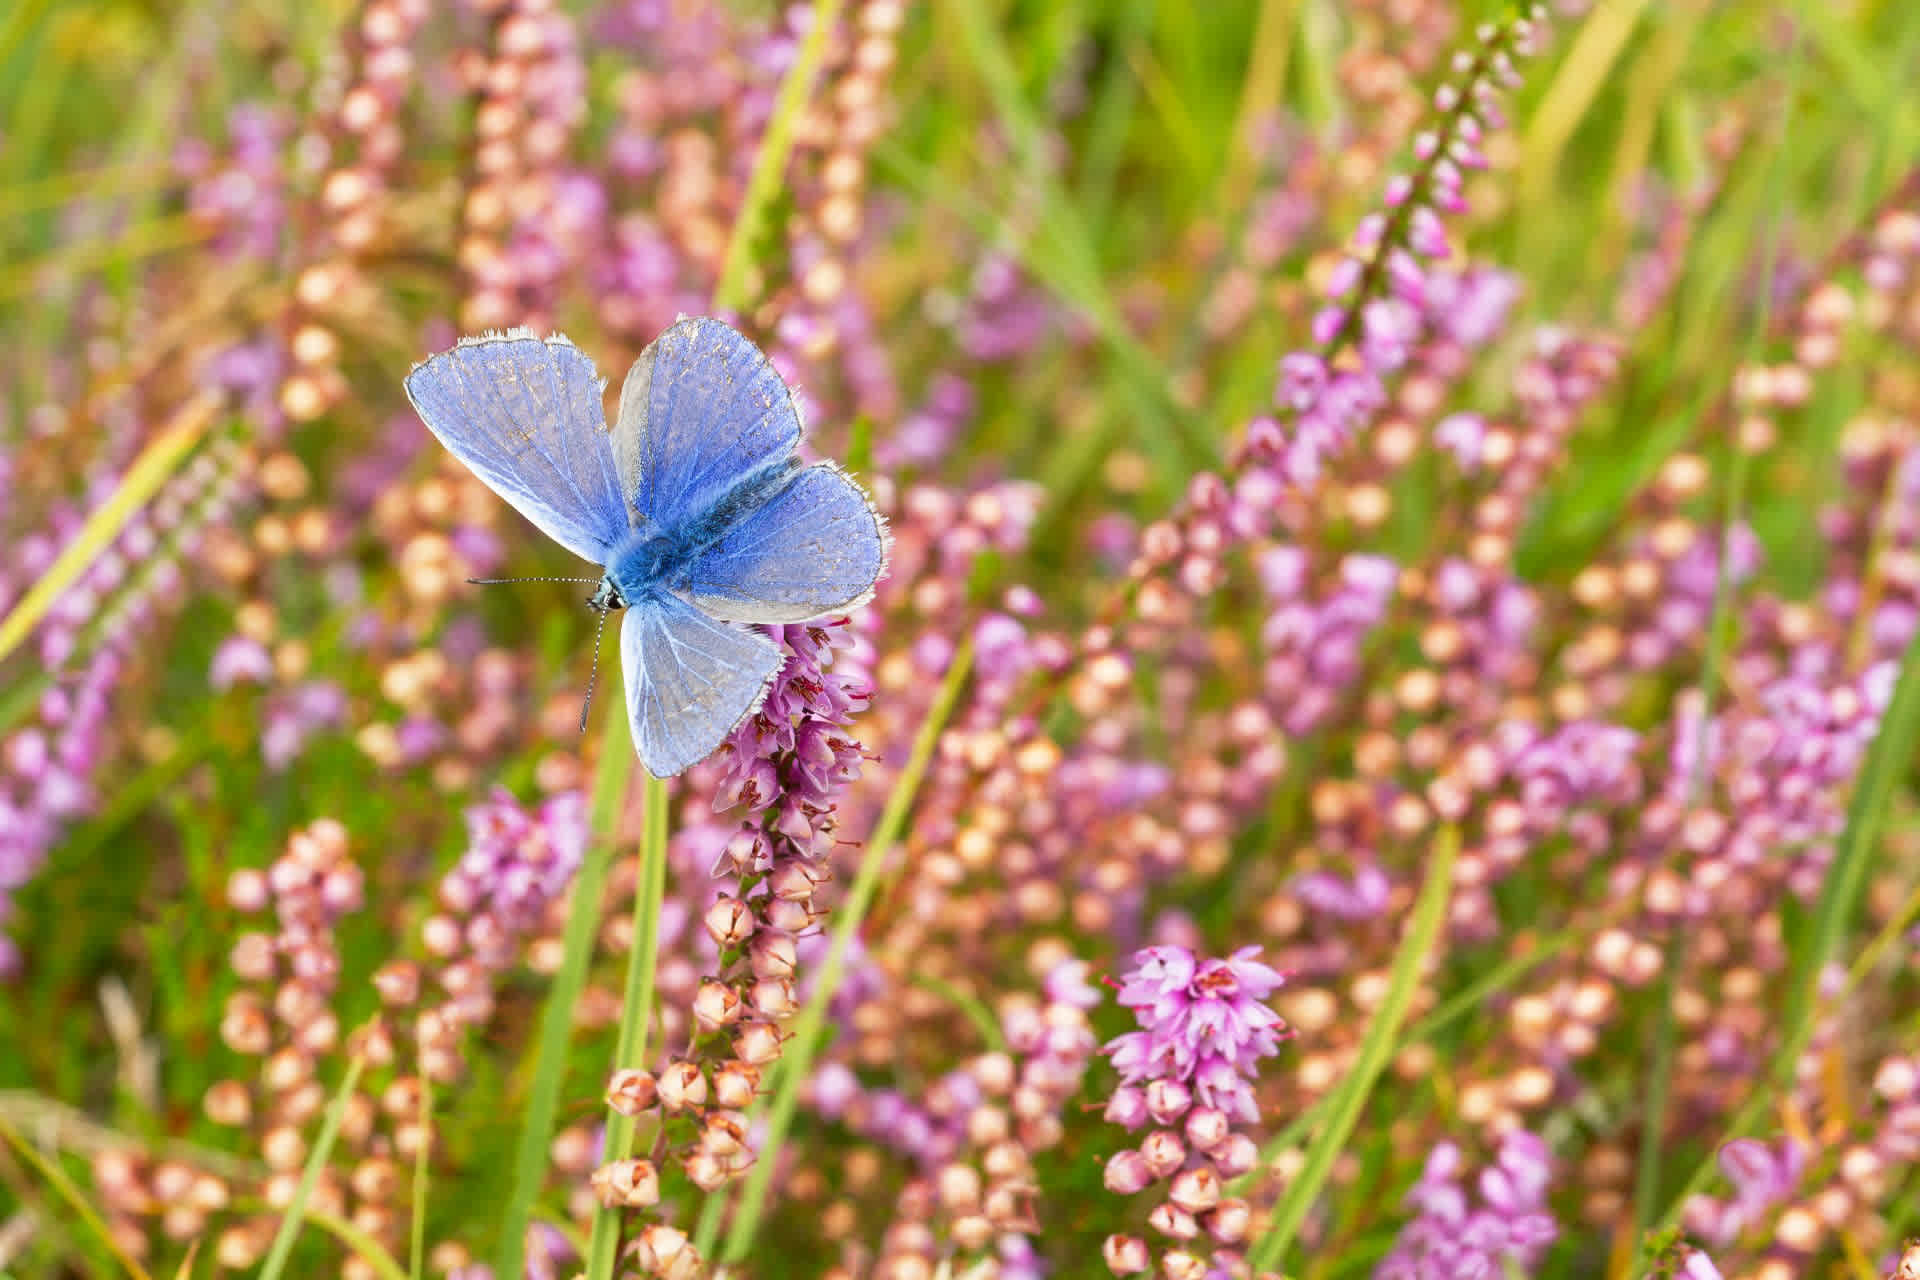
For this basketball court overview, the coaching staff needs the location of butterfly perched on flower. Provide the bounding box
[404,317,888,778]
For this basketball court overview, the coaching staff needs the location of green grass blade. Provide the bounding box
[713,0,848,312]
[581,771,671,1280]
[300,1206,411,1280]
[1246,823,1462,1273]
[494,713,633,1280]
[1517,0,1652,207]
[937,0,1218,476]
[715,636,976,1261]
[0,160,173,219]
[259,1055,368,1280]
[1634,32,1803,1244]
[409,1078,430,1280]
[0,1113,153,1280]
[0,391,218,668]
[1651,589,1920,1244]
[0,212,210,305]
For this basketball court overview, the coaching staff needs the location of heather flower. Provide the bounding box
[1376,1131,1558,1279]
[210,633,274,689]
[1680,1137,1806,1247]
[442,787,588,936]
[1109,946,1286,1089]
[1103,947,1285,1275]
[261,680,347,771]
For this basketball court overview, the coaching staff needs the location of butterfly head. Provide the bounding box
[588,578,626,614]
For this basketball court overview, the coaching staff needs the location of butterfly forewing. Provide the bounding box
[404,330,626,563]
[621,592,785,777]
[686,463,889,624]
[612,317,803,532]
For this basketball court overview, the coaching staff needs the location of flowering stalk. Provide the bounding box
[1240,9,1542,493]
[713,634,974,1264]
[1101,947,1287,1277]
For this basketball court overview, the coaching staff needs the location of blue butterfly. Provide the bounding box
[404,317,888,777]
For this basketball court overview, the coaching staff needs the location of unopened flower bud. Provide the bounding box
[657,1060,708,1112]
[1168,1166,1221,1215]
[589,1158,659,1208]
[748,929,797,978]
[1213,1133,1258,1178]
[749,976,798,1018]
[710,1060,760,1109]
[633,1223,699,1279]
[692,979,743,1032]
[1148,1202,1200,1239]
[703,896,755,947]
[700,1110,748,1159]
[1104,1149,1152,1195]
[1144,1078,1192,1124]
[1160,1249,1209,1280]
[606,1069,657,1116]
[733,1020,785,1066]
[1205,1198,1252,1243]
[1103,1234,1150,1274]
[1140,1129,1186,1179]
[1183,1106,1229,1152]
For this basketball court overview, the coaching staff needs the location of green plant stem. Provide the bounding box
[714,636,976,1262]
[259,1056,368,1280]
[0,392,217,667]
[1247,823,1462,1273]
[410,1078,431,1280]
[0,1112,153,1280]
[712,0,847,312]
[1655,591,1920,1238]
[299,1206,412,1280]
[1632,32,1802,1252]
[582,771,671,1280]
[495,713,632,1280]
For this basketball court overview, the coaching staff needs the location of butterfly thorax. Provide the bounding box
[596,458,802,612]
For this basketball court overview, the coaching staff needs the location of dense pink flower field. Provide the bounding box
[4,1,1920,1278]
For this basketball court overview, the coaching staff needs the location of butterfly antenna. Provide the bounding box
[579,604,612,734]
[467,576,601,585]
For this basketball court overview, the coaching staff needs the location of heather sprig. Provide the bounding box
[1100,946,1286,1277]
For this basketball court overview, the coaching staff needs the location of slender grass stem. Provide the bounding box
[1246,824,1462,1273]
[259,1056,368,1280]
[494,713,632,1280]
[0,1111,153,1280]
[712,0,848,313]
[581,771,671,1280]
[409,1078,431,1280]
[0,392,219,668]
[1629,32,1803,1261]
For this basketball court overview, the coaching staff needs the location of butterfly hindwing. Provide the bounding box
[687,463,889,624]
[404,330,626,563]
[622,591,785,777]
[612,317,803,532]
